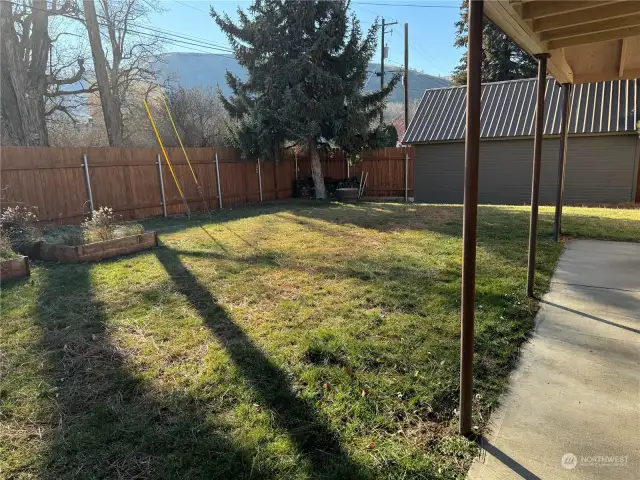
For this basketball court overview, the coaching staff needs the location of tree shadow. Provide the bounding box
[34,263,256,479]
[153,247,366,479]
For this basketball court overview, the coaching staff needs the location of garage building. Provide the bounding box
[403,78,640,205]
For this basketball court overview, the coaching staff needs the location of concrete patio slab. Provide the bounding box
[468,240,640,480]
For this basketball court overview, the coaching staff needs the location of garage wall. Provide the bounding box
[414,135,638,205]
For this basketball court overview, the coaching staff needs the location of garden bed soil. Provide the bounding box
[0,256,30,281]
[35,232,158,263]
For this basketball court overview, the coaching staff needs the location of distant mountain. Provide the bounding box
[159,52,450,103]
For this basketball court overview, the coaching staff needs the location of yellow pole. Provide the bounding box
[143,98,190,214]
[159,91,199,186]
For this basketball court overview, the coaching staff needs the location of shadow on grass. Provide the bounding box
[169,244,538,422]
[153,247,365,479]
[35,263,254,479]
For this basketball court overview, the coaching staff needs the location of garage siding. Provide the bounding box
[414,135,637,205]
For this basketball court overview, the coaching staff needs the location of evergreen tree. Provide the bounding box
[212,0,398,199]
[451,0,537,85]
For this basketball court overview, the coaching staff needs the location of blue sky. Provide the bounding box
[151,1,462,78]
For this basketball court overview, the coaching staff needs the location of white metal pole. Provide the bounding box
[405,151,409,202]
[347,159,350,178]
[214,153,223,209]
[82,153,94,215]
[157,153,167,217]
[294,154,298,181]
[257,158,263,202]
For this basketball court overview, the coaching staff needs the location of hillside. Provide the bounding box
[159,52,450,103]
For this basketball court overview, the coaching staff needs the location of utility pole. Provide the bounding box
[404,23,409,136]
[379,17,398,124]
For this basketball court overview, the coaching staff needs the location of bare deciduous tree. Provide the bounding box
[165,87,228,147]
[83,0,122,145]
[0,0,93,145]
[81,0,166,146]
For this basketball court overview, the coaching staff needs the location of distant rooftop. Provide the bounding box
[404,78,640,144]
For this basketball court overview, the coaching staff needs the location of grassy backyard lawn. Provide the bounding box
[2,202,639,479]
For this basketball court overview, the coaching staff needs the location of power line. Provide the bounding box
[6,1,233,54]
[131,23,232,51]
[354,2,457,8]
[410,43,447,74]
[171,0,210,14]
[124,27,232,52]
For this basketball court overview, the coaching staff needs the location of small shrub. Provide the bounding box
[0,232,18,260]
[0,206,41,253]
[82,207,116,243]
[81,207,145,244]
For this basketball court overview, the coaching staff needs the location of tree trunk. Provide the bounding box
[0,2,48,146]
[83,0,123,146]
[309,137,327,199]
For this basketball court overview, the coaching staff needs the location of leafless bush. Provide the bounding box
[0,232,18,260]
[0,206,41,252]
[81,206,144,243]
[165,87,230,147]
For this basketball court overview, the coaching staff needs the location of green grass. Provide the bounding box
[1,202,638,479]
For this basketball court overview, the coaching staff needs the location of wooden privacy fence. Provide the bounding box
[1,146,414,223]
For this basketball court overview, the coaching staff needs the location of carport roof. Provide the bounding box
[403,77,640,144]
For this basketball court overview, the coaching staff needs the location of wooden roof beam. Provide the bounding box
[532,1,640,33]
[539,14,640,42]
[573,67,640,83]
[549,49,574,84]
[619,38,627,77]
[522,1,616,20]
[547,25,640,50]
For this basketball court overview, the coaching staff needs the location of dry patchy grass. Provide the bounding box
[1,202,638,479]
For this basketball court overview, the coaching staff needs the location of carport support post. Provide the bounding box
[554,83,571,242]
[459,0,483,438]
[527,54,549,298]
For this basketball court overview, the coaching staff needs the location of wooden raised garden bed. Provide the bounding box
[35,232,158,263]
[335,188,359,203]
[0,256,30,281]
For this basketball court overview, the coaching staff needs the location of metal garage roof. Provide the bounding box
[403,78,640,144]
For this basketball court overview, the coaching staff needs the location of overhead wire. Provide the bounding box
[353,2,457,8]
[6,1,234,54]
[171,0,210,14]
[124,23,233,52]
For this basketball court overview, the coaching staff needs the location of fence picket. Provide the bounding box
[0,146,413,223]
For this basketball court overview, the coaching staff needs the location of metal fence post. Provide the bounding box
[257,158,263,202]
[347,158,350,178]
[405,151,409,202]
[82,153,94,215]
[157,153,167,217]
[214,153,223,209]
